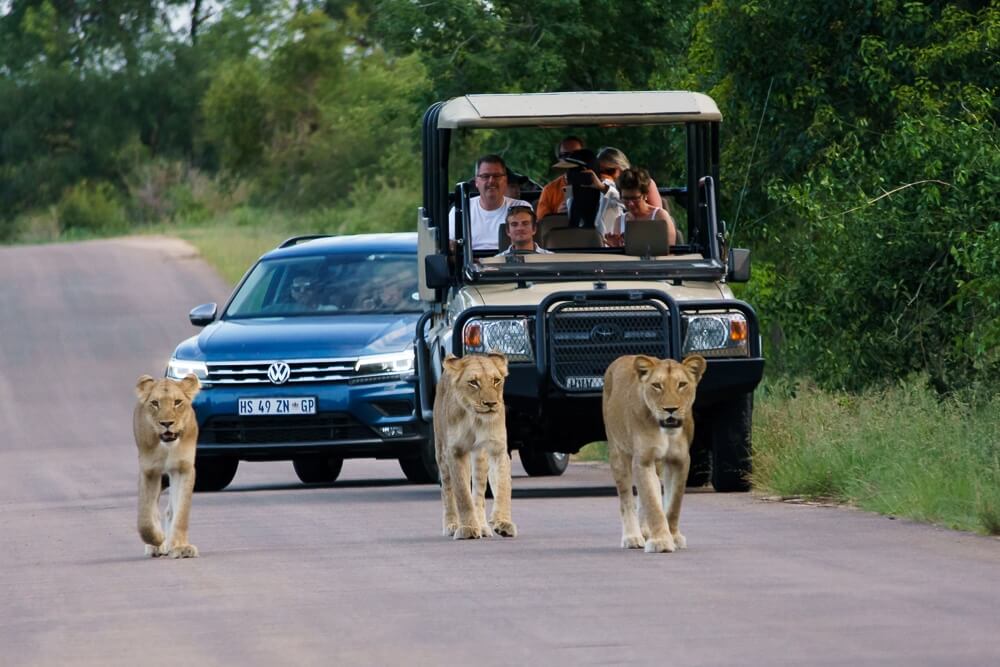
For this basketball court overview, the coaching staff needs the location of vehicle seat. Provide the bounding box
[625,219,671,257]
[536,215,569,245]
[544,227,603,250]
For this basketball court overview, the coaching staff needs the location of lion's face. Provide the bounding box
[443,353,508,415]
[633,355,706,429]
[135,375,200,443]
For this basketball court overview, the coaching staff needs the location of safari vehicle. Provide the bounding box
[414,91,764,491]
[167,233,437,491]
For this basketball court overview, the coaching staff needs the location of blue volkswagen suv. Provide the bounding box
[166,233,434,491]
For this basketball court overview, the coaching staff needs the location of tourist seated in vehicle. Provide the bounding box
[448,154,531,251]
[495,205,553,256]
[605,168,677,248]
[536,140,664,221]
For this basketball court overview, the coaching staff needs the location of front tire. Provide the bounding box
[709,393,753,492]
[399,438,439,484]
[519,448,570,477]
[194,456,239,492]
[293,455,344,484]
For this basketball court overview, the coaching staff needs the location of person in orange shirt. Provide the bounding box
[536,138,663,220]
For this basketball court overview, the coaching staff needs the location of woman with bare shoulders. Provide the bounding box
[605,168,677,248]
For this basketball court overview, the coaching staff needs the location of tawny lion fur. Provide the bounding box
[133,374,201,558]
[602,354,706,553]
[433,353,517,539]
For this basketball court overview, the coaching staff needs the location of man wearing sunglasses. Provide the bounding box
[448,154,531,251]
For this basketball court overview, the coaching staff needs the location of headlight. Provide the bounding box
[682,314,749,357]
[463,318,533,362]
[166,358,208,380]
[355,350,414,376]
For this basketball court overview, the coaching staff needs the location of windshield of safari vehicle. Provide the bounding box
[224,253,423,318]
[444,121,727,283]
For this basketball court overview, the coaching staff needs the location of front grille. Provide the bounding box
[201,413,375,444]
[205,358,358,385]
[548,301,671,392]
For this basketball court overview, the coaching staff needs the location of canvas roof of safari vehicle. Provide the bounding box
[436,91,722,128]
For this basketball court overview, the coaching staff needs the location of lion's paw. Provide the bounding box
[453,525,481,540]
[644,536,676,553]
[144,544,163,558]
[169,544,199,559]
[621,533,645,549]
[490,519,517,538]
[477,523,494,538]
[443,523,458,537]
[672,532,687,549]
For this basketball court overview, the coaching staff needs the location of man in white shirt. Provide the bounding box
[449,154,531,251]
[496,206,554,256]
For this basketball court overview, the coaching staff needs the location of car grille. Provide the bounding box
[201,413,375,444]
[548,301,671,392]
[205,358,363,385]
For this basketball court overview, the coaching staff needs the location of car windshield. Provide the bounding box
[224,252,422,318]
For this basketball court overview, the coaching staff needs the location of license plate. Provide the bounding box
[238,397,317,416]
[566,376,604,390]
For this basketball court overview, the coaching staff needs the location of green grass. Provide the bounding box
[753,378,1000,535]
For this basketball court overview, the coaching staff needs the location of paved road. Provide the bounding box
[1,237,998,667]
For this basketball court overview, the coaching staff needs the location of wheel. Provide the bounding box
[399,438,439,484]
[519,448,570,477]
[710,393,753,492]
[194,457,239,492]
[292,455,344,484]
[686,440,711,488]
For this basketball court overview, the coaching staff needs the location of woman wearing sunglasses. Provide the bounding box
[605,167,676,248]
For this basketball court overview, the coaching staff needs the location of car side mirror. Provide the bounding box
[189,303,218,327]
[728,249,751,283]
[424,254,450,289]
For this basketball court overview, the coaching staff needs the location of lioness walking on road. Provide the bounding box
[602,354,706,553]
[434,353,517,539]
[133,374,201,558]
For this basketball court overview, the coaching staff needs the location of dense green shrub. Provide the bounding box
[56,181,127,234]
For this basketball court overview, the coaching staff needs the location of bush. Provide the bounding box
[56,181,127,235]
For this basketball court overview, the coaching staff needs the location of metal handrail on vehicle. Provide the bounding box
[414,310,436,422]
[277,235,331,249]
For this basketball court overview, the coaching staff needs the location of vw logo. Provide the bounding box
[590,323,621,343]
[267,362,291,385]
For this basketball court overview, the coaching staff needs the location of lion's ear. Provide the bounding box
[135,375,156,401]
[487,352,508,377]
[682,354,707,382]
[179,373,201,400]
[633,355,657,381]
[443,354,464,375]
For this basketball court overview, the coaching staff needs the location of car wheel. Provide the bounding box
[710,393,753,492]
[194,457,239,492]
[687,443,712,488]
[519,448,570,477]
[399,438,440,484]
[292,456,344,484]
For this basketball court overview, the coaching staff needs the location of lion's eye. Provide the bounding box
[468,379,480,389]
[493,377,502,387]
[678,381,688,389]
[150,400,159,409]
[174,399,183,408]
[650,383,662,392]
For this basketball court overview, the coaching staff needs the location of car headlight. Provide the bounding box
[166,358,209,380]
[682,314,749,357]
[463,318,533,362]
[355,350,414,376]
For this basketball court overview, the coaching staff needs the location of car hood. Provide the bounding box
[173,313,422,361]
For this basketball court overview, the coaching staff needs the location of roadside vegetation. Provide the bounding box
[2,1,997,533]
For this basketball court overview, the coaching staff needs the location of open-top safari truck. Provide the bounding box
[414,91,763,491]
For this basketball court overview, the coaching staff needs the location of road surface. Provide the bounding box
[0,237,997,666]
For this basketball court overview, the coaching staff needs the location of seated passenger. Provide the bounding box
[448,154,531,251]
[285,273,322,312]
[495,206,553,256]
[605,168,677,248]
[536,141,664,220]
